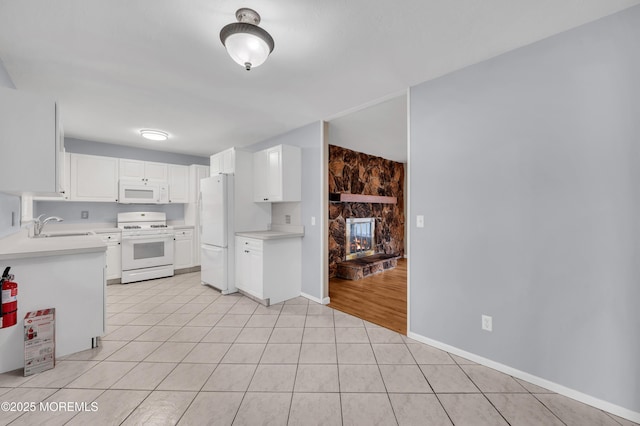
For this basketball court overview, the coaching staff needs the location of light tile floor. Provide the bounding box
[0,272,636,425]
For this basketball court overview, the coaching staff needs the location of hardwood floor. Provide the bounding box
[329,258,407,334]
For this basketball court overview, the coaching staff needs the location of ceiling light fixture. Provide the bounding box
[139,129,168,141]
[220,8,274,71]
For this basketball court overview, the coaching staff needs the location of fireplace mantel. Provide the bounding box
[329,193,397,204]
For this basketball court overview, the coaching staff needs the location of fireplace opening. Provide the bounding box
[346,218,376,260]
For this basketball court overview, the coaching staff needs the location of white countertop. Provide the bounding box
[0,229,107,261]
[235,230,305,240]
[236,225,304,240]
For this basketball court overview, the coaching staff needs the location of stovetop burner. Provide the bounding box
[123,225,141,229]
[150,224,168,228]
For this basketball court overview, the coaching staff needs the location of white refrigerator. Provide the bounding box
[200,174,236,294]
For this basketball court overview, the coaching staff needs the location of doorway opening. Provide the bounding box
[325,94,407,334]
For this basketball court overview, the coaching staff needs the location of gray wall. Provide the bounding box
[409,5,640,413]
[33,138,210,225]
[245,122,324,300]
[0,58,21,239]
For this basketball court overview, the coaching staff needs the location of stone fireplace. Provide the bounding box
[328,144,405,279]
[345,217,375,260]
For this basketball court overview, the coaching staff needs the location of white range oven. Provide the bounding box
[117,212,174,284]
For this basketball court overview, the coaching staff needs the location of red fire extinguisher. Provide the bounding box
[1,267,18,328]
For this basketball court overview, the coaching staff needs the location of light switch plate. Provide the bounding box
[416,215,424,228]
[311,216,316,226]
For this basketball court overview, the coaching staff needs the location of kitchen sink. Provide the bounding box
[34,231,97,238]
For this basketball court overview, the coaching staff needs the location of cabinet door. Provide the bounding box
[62,152,71,199]
[222,149,235,174]
[235,242,248,290]
[119,159,146,181]
[265,146,283,201]
[33,151,70,201]
[168,164,189,203]
[253,150,269,202]
[144,161,168,182]
[236,237,263,298]
[71,154,119,202]
[210,153,222,175]
[174,234,193,269]
[0,87,60,195]
[105,242,121,280]
[253,146,286,202]
[247,249,264,298]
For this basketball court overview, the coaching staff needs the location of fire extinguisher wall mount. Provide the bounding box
[1,266,18,328]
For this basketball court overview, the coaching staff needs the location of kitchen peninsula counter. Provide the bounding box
[0,229,106,261]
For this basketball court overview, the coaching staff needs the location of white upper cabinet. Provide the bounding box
[145,161,169,182]
[253,144,301,202]
[210,148,236,175]
[70,153,119,202]
[33,152,71,201]
[119,159,168,182]
[0,87,64,196]
[168,164,189,203]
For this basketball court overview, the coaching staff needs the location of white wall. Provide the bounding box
[0,57,21,239]
[409,4,640,416]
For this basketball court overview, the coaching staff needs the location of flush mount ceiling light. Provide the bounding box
[139,129,168,141]
[220,8,274,71]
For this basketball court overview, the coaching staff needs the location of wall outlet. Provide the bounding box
[311,216,316,226]
[482,315,493,332]
[416,215,424,228]
[81,211,89,219]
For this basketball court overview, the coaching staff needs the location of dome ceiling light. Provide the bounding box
[220,8,274,71]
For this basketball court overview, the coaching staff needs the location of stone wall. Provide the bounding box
[328,145,405,277]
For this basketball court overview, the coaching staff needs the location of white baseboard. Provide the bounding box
[406,332,640,424]
[301,292,330,305]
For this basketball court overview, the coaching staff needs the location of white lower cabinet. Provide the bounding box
[100,232,121,280]
[235,236,301,305]
[174,229,194,270]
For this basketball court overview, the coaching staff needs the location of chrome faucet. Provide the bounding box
[33,214,64,237]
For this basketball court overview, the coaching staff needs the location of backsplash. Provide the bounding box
[34,201,184,225]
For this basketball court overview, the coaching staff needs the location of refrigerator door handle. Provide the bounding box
[198,192,203,236]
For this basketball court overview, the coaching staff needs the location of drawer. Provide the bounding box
[237,237,262,251]
[174,229,193,238]
[99,233,121,243]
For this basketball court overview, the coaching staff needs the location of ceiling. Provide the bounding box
[1,1,638,158]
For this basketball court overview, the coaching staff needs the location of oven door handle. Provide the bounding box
[122,234,174,241]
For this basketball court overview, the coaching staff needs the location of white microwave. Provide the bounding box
[118,180,169,204]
